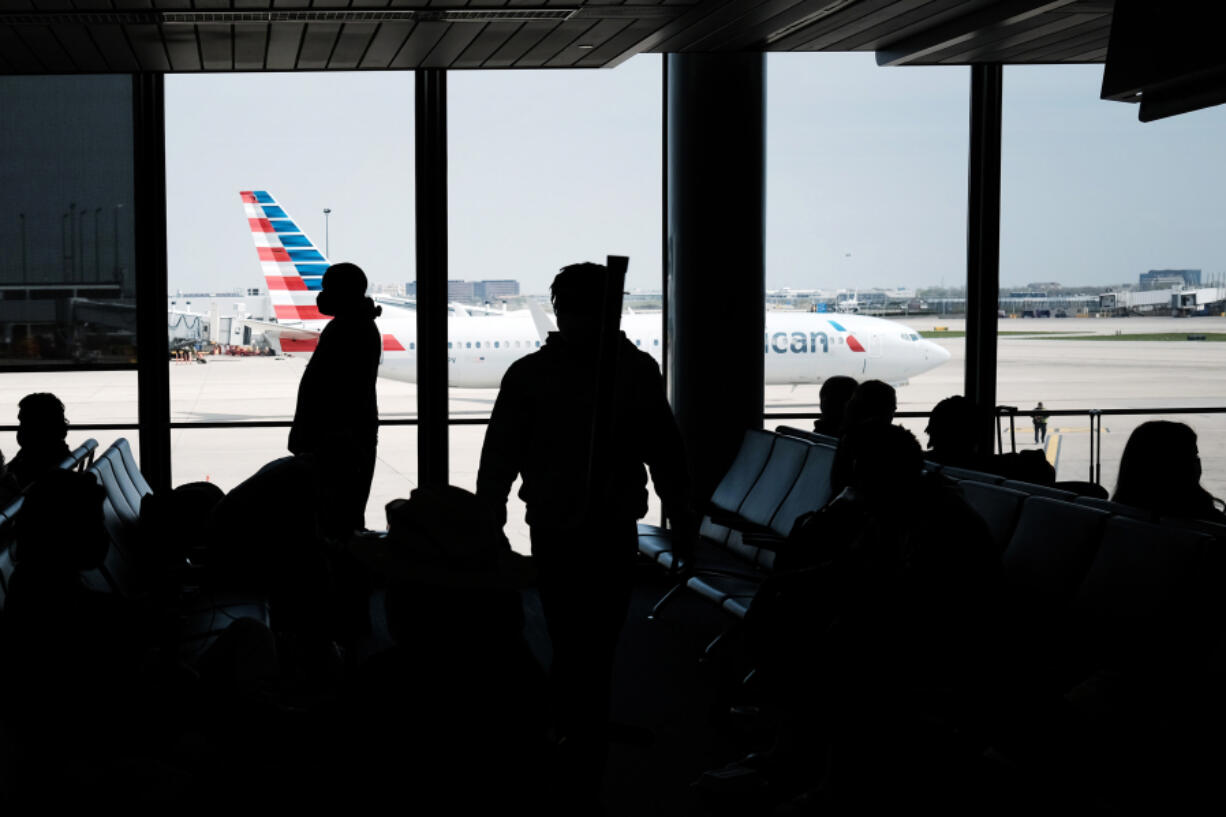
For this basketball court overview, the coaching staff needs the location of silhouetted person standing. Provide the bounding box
[1032,402,1049,444]
[477,262,693,808]
[7,392,72,490]
[288,263,382,535]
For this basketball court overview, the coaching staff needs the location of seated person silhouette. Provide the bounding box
[830,379,896,493]
[209,453,340,637]
[339,485,548,809]
[811,376,857,437]
[477,261,694,806]
[1113,420,1225,521]
[7,392,72,490]
[924,395,985,470]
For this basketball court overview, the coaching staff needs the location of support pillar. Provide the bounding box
[415,69,449,488]
[666,54,765,502]
[133,72,171,494]
[965,63,1002,456]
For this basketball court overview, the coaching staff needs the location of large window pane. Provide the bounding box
[447,56,663,530]
[0,76,136,368]
[164,73,416,522]
[999,65,1226,485]
[766,54,967,419]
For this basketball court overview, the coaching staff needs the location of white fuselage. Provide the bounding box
[275,308,950,388]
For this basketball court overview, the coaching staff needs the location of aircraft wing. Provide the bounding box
[239,318,322,342]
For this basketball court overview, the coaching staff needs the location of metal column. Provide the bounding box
[666,53,766,502]
[415,69,449,488]
[132,72,171,494]
[965,64,1003,457]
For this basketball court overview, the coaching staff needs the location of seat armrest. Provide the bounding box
[741,531,786,551]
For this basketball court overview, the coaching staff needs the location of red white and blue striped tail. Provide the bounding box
[241,190,330,332]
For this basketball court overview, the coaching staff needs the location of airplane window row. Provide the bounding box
[443,341,543,350]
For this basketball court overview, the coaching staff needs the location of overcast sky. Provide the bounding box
[165,53,1226,297]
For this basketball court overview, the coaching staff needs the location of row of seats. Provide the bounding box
[640,426,1226,804]
[641,427,1225,639]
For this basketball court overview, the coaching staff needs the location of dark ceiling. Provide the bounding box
[0,0,1113,74]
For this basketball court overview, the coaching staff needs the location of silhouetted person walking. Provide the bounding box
[288,263,382,535]
[7,392,72,490]
[477,262,693,809]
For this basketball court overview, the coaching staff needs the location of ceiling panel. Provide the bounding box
[88,24,141,72]
[198,23,234,71]
[124,23,172,72]
[581,18,665,67]
[328,22,381,69]
[233,22,269,70]
[388,20,448,68]
[934,12,1099,64]
[51,24,110,72]
[296,22,342,69]
[359,22,415,69]
[654,0,801,53]
[0,26,44,73]
[12,25,74,71]
[823,0,988,52]
[481,20,559,68]
[1002,17,1108,63]
[453,21,524,68]
[765,0,936,53]
[699,0,835,52]
[419,21,485,68]
[546,18,629,66]
[514,19,597,67]
[264,20,304,70]
[162,24,201,71]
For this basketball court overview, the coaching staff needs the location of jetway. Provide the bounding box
[1099,286,1226,315]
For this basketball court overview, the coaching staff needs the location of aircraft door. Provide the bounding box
[869,333,883,358]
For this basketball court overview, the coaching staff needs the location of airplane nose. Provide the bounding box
[924,340,951,363]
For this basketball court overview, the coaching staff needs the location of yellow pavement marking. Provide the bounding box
[1045,433,1061,468]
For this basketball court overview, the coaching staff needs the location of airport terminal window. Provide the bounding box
[999,65,1226,488]
[765,54,967,417]
[448,55,660,529]
[163,73,416,508]
[0,76,137,369]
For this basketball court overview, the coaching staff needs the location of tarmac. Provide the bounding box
[2,314,1224,550]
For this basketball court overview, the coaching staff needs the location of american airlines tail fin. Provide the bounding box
[241,190,331,332]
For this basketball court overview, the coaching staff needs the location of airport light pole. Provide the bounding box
[323,207,331,258]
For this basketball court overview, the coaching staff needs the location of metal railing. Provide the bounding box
[6,405,1226,488]
[767,406,1226,485]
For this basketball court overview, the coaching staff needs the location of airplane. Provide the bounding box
[240,190,951,388]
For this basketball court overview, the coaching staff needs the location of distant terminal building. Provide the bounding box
[447,280,475,301]
[475,279,519,301]
[406,279,521,303]
[1140,269,1200,290]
